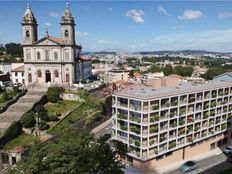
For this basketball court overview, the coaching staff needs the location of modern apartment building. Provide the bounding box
[112,80,232,171]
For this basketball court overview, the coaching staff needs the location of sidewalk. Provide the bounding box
[158,148,223,174]
[91,118,112,134]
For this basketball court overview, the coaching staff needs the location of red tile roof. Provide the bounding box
[49,36,64,44]
[11,65,24,72]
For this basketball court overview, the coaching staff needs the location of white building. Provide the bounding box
[11,65,25,84]
[21,3,91,86]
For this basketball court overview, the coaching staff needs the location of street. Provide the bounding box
[167,153,229,174]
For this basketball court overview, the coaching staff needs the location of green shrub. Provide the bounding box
[49,115,59,122]
[0,121,22,147]
[20,112,36,128]
[47,87,65,103]
[39,121,50,131]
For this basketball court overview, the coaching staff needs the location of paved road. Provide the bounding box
[164,153,229,174]
[94,122,112,138]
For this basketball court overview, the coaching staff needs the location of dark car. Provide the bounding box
[180,161,198,172]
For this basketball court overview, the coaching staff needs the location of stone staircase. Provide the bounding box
[0,85,47,136]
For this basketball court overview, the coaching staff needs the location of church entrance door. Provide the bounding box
[66,74,70,83]
[28,73,32,83]
[45,70,51,82]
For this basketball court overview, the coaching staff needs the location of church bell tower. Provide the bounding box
[21,3,38,45]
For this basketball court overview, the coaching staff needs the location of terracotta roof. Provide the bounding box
[79,55,91,61]
[11,65,24,72]
[168,74,184,79]
[133,72,141,79]
[115,80,128,85]
[49,36,64,44]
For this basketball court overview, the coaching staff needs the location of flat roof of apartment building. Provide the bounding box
[113,80,232,100]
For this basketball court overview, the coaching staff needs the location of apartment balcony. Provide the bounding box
[150,114,159,123]
[150,126,158,134]
[118,114,127,120]
[149,138,157,146]
[143,117,148,124]
[130,125,141,135]
[179,108,187,116]
[194,126,200,132]
[117,102,128,108]
[178,128,186,136]
[179,119,185,126]
[168,141,177,149]
[120,125,128,131]
[130,105,141,111]
[117,136,128,143]
[130,116,141,123]
[187,136,193,143]
[151,104,159,111]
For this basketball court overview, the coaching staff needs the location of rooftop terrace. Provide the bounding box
[113,80,232,100]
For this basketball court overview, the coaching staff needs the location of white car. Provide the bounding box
[223,146,232,154]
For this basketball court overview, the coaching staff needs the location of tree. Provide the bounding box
[20,112,36,128]
[7,130,125,174]
[174,66,193,77]
[162,64,174,76]
[46,87,65,103]
[4,43,23,57]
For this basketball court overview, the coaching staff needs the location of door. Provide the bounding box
[66,74,70,83]
[45,70,51,82]
[28,73,32,83]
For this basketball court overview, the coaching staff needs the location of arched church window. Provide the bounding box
[37,70,42,78]
[54,70,59,78]
[54,52,58,60]
[65,30,69,37]
[26,30,30,38]
[37,52,41,60]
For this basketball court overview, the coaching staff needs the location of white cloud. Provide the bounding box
[45,22,52,27]
[178,9,202,20]
[49,12,60,17]
[149,29,232,52]
[108,8,113,11]
[218,11,232,19]
[98,40,114,44]
[76,31,89,37]
[157,6,169,16]
[125,9,145,23]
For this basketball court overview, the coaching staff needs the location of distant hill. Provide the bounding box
[83,50,231,55]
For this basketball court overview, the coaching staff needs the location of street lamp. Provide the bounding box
[35,112,41,137]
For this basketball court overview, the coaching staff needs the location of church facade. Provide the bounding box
[21,3,92,86]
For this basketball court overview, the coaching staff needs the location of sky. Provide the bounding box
[1,1,232,52]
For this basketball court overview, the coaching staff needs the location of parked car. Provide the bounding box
[227,155,232,162]
[180,161,198,172]
[223,146,232,154]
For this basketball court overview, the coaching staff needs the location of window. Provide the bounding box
[37,52,41,60]
[26,50,31,60]
[54,52,58,60]
[45,50,49,61]
[16,79,18,83]
[65,30,69,37]
[210,143,216,150]
[65,51,69,60]
[22,79,25,84]
[22,72,24,76]
[37,70,42,78]
[26,30,30,37]
[54,70,59,78]
[15,72,18,77]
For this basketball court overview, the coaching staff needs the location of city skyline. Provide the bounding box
[1,1,232,52]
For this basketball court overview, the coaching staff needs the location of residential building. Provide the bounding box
[11,65,25,84]
[101,69,130,84]
[112,80,232,171]
[21,3,91,86]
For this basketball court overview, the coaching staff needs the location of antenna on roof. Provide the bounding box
[27,0,30,8]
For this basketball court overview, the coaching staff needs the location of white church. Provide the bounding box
[21,3,92,86]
